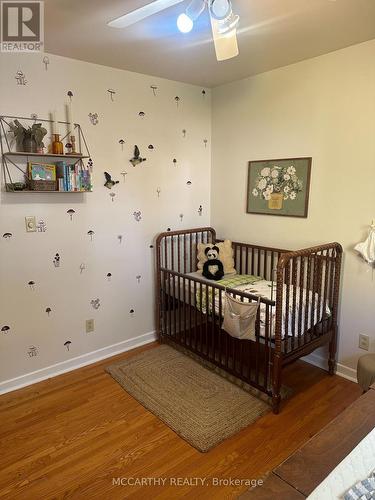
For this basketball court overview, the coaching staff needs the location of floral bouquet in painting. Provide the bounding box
[252,164,303,209]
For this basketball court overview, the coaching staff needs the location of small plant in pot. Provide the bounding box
[9,119,48,153]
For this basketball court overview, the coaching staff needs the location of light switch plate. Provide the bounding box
[86,319,94,333]
[25,216,36,232]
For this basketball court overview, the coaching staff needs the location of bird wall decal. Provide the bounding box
[104,172,119,189]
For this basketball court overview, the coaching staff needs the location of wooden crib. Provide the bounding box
[155,227,342,414]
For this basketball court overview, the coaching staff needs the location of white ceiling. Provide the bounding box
[44,0,375,87]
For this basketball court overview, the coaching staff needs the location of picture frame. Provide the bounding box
[247,157,312,218]
[28,162,56,181]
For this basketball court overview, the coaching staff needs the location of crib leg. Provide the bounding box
[272,354,282,414]
[328,328,337,376]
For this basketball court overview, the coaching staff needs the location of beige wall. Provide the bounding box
[0,52,211,388]
[211,39,375,373]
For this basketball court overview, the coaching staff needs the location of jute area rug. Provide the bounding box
[106,345,270,452]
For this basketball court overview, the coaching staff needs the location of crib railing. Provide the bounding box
[275,242,343,358]
[159,267,276,394]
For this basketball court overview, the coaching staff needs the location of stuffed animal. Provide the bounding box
[203,246,224,281]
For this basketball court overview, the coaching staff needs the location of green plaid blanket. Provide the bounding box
[196,274,262,313]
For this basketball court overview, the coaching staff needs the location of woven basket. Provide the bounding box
[27,180,57,191]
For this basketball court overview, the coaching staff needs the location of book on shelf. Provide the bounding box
[55,161,92,192]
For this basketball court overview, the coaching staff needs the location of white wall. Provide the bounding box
[0,52,211,387]
[211,39,375,373]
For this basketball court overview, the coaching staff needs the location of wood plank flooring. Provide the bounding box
[0,343,362,499]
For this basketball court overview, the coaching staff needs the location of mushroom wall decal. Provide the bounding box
[43,56,50,70]
[119,139,125,150]
[109,192,116,202]
[91,298,100,310]
[148,144,154,150]
[107,89,116,101]
[156,187,161,198]
[204,139,208,148]
[45,307,52,316]
[107,272,112,281]
[1,326,10,334]
[67,90,73,101]
[87,230,95,241]
[88,112,99,125]
[138,111,145,118]
[182,129,187,138]
[136,275,141,284]
[36,220,47,232]
[28,346,38,357]
[133,211,142,222]
[64,341,72,351]
[67,209,75,221]
[179,213,184,222]
[174,96,181,106]
[150,85,158,96]
[198,205,203,216]
[186,181,192,186]
[53,253,60,268]
[120,172,127,183]
[173,159,177,166]
[2,232,12,240]
[117,235,123,244]
[28,280,36,290]
[79,263,86,274]
[202,89,206,97]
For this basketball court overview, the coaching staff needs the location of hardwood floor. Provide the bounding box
[0,343,362,500]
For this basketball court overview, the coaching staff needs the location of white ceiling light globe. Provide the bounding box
[177,13,194,33]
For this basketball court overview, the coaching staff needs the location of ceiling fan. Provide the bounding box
[108,0,240,62]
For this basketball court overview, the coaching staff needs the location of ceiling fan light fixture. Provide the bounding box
[209,0,231,21]
[217,12,239,34]
[177,12,194,33]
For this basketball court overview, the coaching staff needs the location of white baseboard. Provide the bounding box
[303,352,358,383]
[0,331,157,396]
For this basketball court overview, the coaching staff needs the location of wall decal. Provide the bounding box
[129,309,135,316]
[148,144,154,150]
[87,230,95,241]
[30,113,38,122]
[79,263,86,274]
[204,139,208,148]
[53,253,61,268]
[186,181,192,186]
[43,56,50,70]
[138,111,145,118]
[174,96,181,107]
[198,205,203,216]
[109,192,116,202]
[173,159,177,166]
[45,307,52,316]
[179,213,184,222]
[149,244,154,249]
[107,89,116,101]
[67,90,73,102]
[133,211,142,222]
[64,341,72,351]
[119,139,125,150]
[91,298,100,310]
[150,85,158,96]
[15,70,27,85]
[182,129,187,138]
[130,146,146,166]
[167,228,171,232]
[28,280,36,291]
[107,272,112,281]
[202,89,206,98]
[67,209,76,221]
[88,113,99,125]
[117,235,123,244]
[156,187,161,198]
[120,172,127,183]
[87,158,93,170]
[136,275,141,284]
[104,172,119,189]
[37,220,47,232]
[28,346,38,357]
[2,232,12,240]
[1,326,10,334]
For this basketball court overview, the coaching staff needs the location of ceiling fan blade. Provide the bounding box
[108,0,185,28]
[210,14,239,61]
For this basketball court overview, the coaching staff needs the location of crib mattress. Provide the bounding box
[165,272,330,339]
[307,427,375,500]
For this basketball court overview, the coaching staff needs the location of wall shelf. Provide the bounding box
[1,115,93,193]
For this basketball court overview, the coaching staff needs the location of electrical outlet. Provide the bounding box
[25,216,36,233]
[86,319,94,333]
[359,334,370,351]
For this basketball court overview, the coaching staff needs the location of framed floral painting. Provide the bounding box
[247,157,312,218]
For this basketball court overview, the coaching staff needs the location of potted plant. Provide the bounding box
[9,119,48,153]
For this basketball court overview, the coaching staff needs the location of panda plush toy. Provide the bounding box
[203,246,224,281]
